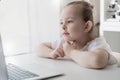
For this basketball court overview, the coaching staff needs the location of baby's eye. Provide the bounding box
[60,21,63,25]
[67,20,74,23]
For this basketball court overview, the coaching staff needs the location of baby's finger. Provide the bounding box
[57,48,64,57]
[72,41,77,46]
[56,49,63,57]
[66,41,75,45]
[50,51,59,59]
[52,54,58,59]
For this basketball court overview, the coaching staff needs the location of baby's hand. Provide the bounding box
[49,47,65,59]
[63,41,75,57]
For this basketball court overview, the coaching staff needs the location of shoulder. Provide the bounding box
[87,36,117,65]
[87,36,111,52]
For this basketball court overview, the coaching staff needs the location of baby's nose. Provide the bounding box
[62,24,67,30]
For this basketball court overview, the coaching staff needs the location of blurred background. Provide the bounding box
[0,0,119,56]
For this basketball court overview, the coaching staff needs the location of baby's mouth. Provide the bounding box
[63,32,70,35]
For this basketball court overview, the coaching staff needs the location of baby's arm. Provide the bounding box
[36,42,64,59]
[69,49,109,69]
[36,42,53,58]
[63,41,109,69]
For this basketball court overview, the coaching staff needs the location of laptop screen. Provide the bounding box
[0,35,8,80]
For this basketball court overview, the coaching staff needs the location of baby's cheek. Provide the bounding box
[71,27,80,34]
[69,30,79,39]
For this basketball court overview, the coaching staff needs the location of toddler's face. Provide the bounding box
[60,5,86,41]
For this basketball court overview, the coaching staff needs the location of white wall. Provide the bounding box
[29,0,61,52]
[0,0,61,55]
[0,0,30,56]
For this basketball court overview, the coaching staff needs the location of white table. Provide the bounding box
[6,53,120,80]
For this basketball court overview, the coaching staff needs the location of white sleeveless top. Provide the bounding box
[51,36,117,65]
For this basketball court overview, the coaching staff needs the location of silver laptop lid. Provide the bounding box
[0,35,8,80]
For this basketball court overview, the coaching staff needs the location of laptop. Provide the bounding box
[0,35,63,80]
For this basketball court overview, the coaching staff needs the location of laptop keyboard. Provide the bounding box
[7,63,39,80]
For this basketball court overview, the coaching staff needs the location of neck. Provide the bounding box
[75,34,96,48]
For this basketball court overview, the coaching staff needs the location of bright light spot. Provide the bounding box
[3,42,15,56]
[52,0,60,8]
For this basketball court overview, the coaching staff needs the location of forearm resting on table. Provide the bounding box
[36,43,53,58]
[69,49,109,69]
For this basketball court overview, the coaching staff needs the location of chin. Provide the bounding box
[63,36,73,41]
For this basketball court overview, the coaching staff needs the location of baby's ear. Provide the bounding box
[84,21,93,33]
